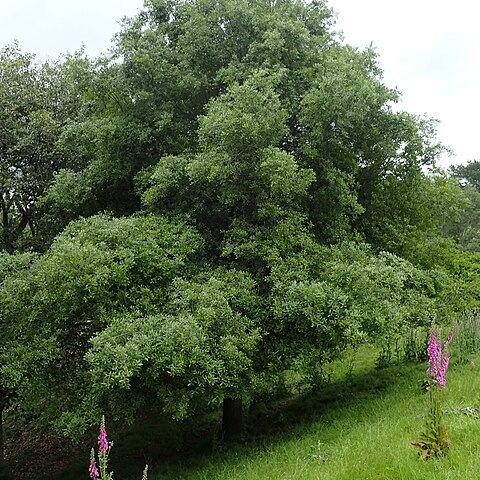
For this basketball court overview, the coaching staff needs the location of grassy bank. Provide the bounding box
[148,354,480,480]
[28,344,480,480]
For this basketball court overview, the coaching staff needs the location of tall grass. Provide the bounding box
[451,310,480,364]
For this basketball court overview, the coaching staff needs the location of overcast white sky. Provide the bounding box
[0,0,478,167]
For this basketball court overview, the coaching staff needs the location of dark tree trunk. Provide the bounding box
[221,398,243,441]
[0,195,13,253]
[0,402,11,480]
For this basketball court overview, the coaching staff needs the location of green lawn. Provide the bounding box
[148,354,480,480]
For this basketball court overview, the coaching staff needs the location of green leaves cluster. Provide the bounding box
[0,0,472,438]
[86,269,261,425]
[0,214,201,430]
[0,43,95,251]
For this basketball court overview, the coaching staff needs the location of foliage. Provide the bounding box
[268,242,439,378]
[0,251,37,392]
[83,268,262,432]
[0,214,202,433]
[42,0,333,229]
[432,249,480,313]
[424,171,480,252]
[0,43,96,251]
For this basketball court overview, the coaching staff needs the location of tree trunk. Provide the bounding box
[221,398,243,441]
[0,403,11,480]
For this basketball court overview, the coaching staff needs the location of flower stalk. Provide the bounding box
[412,328,453,459]
[89,416,148,479]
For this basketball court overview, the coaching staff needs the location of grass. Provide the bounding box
[25,343,480,480]
[145,349,480,480]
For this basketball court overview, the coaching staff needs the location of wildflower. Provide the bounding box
[426,329,440,379]
[89,448,99,479]
[413,328,453,458]
[89,415,147,479]
[98,415,109,453]
[437,349,449,389]
[426,328,453,390]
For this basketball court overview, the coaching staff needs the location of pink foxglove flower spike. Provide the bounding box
[89,448,99,480]
[98,415,109,453]
[426,328,452,390]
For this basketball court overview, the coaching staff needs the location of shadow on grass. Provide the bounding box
[10,358,425,480]
[154,362,423,478]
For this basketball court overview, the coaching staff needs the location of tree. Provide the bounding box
[452,160,480,191]
[1,0,450,441]
[444,161,480,250]
[0,43,95,252]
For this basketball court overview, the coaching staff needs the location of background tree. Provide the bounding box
[0,44,95,252]
[452,160,480,191]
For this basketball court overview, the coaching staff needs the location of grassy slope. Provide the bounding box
[47,346,480,480]
[149,351,480,480]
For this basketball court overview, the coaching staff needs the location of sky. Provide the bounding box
[0,0,478,167]
[0,0,143,59]
[329,0,480,167]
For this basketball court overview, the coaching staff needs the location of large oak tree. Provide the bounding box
[0,0,451,443]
